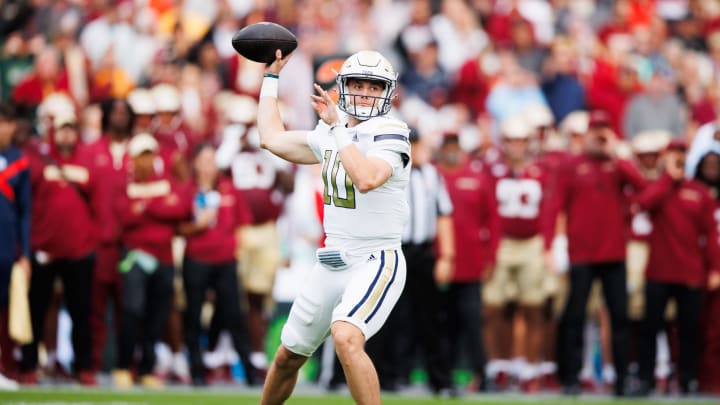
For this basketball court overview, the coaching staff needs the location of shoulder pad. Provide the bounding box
[368,117,410,167]
[372,116,410,137]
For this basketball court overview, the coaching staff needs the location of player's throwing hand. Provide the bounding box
[310,83,340,125]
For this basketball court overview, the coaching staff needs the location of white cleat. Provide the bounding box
[0,372,19,391]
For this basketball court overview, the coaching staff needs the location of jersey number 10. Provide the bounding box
[322,150,356,209]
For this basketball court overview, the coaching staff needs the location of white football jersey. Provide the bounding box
[307,115,411,255]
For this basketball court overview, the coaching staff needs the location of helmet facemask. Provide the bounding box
[337,76,395,120]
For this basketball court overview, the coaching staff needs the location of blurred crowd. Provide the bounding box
[1,0,720,398]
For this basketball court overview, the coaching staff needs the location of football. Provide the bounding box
[231,22,298,64]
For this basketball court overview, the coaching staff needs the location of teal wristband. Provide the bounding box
[264,73,279,79]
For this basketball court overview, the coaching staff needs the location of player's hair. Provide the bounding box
[101,98,136,134]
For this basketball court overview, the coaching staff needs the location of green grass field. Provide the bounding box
[0,389,716,405]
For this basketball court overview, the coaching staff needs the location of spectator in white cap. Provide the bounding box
[127,88,156,136]
[632,130,671,180]
[559,111,590,155]
[19,109,98,387]
[35,92,75,138]
[112,131,186,389]
[150,83,194,181]
[523,102,556,155]
[625,130,672,387]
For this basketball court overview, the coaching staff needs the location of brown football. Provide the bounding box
[231,22,298,64]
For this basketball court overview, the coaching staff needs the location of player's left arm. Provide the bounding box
[336,147,393,193]
[339,126,410,192]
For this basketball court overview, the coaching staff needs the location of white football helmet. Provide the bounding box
[336,50,397,120]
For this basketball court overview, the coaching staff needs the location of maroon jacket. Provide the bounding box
[553,154,647,264]
[182,178,253,264]
[86,136,131,245]
[154,119,197,168]
[438,158,497,281]
[29,142,98,260]
[633,174,720,287]
[115,174,185,265]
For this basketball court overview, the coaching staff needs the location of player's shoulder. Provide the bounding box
[367,115,410,136]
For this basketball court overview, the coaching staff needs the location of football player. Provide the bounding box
[483,114,556,392]
[256,49,411,405]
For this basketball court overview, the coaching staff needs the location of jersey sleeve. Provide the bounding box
[366,117,411,170]
[306,120,326,162]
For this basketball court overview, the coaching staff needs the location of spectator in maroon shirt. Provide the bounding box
[178,143,260,387]
[631,140,720,396]
[450,51,491,120]
[112,133,186,389]
[436,133,495,392]
[85,97,135,373]
[20,113,98,386]
[554,110,648,396]
[151,83,195,182]
[586,38,642,138]
[11,47,71,116]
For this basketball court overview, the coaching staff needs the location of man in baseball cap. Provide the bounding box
[113,131,185,389]
[631,136,720,396]
[128,132,158,158]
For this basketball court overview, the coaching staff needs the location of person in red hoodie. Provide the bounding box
[111,133,186,389]
[178,143,259,387]
[20,113,98,386]
[85,97,135,373]
[631,140,720,396]
[554,110,647,396]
